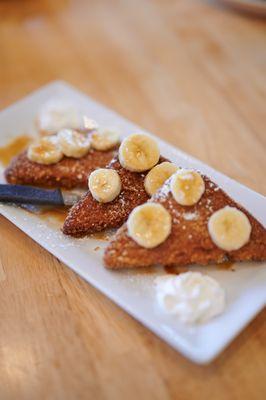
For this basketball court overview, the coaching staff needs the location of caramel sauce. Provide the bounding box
[116,265,159,275]
[164,265,189,275]
[24,207,115,238]
[164,263,235,274]
[0,135,32,166]
[219,261,235,271]
[37,207,69,224]
[133,266,159,274]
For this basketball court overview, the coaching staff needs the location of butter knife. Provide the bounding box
[0,184,83,206]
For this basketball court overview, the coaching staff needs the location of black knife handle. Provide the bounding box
[0,184,64,205]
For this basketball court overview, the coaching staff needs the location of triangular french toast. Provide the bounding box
[104,173,266,269]
[5,148,117,189]
[62,155,168,237]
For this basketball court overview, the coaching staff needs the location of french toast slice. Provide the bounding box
[104,175,266,269]
[5,148,117,189]
[63,156,167,237]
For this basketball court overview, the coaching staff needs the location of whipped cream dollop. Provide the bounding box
[37,99,97,133]
[155,272,225,324]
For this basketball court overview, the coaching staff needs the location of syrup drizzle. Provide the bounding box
[0,135,32,166]
[218,261,235,271]
[164,265,188,275]
[23,206,114,241]
[37,207,69,224]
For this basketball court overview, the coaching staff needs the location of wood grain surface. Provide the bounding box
[0,0,265,399]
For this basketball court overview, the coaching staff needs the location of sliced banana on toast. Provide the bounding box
[58,129,91,158]
[144,162,178,196]
[27,136,63,165]
[171,169,205,206]
[127,203,172,248]
[88,168,122,203]
[91,129,120,151]
[208,206,251,251]
[119,133,160,172]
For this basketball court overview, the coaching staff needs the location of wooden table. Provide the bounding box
[0,1,265,399]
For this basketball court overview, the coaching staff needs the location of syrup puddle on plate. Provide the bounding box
[164,265,189,275]
[37,209,115,241]
[20,204,70,229]
[21,204,114,242]
[37,207,70,225]
[0,135,32,166]
[218,261,235,271]
[164,262,235,274]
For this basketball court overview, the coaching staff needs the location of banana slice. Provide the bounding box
[208,206,251,251]
[88,168,122,203]
[119,133,160,172]
[90,129,120,151]
[170,169,205,206]
[43,134,59,145]
[144,162,179,196]
[27,136,63,165]
[127,203,172,248]
[58,129,91,158]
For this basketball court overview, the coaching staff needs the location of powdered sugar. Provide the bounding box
[154,181,171,200]
[183,211,199,221]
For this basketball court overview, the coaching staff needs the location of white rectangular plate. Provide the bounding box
[0,81,265,364]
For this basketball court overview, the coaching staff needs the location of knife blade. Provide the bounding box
[0,184,84,206]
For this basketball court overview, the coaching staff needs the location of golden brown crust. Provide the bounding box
[104,176,266,269]
[62,156,167,237]
[5,148,117,189]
